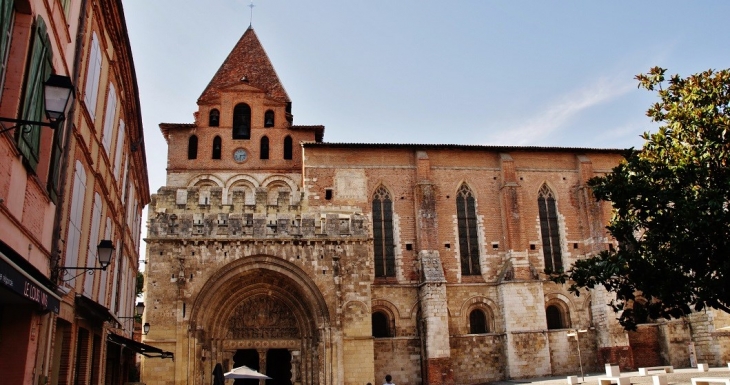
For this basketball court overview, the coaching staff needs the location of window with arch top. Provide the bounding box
[469,309,490,334]
[546,304,569,329]
[232,103,251,139]
[372,311,391,338]
[457,183,480,275]
[260,136,269,159]
[212,136,221,159]
[188,135,198,159]
[372,186,395,278]
[209,109,220,127]
[538,184,562,271]
[264,110,274,127]
[283,136,293,160]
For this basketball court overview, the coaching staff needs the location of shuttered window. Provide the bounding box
[113,120,125,179]
[372,186,395,277]
[457,184,480,275]
[0,0,14,98]
[101,83,117,153]
[84,192,102,296]
[18,17,52,170]
[64,161,87,284]
[538,184,563,272]
[84,32,102,119]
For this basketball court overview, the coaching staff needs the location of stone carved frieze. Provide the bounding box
[227,296,300,339]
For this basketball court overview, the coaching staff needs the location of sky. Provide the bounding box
[121,1,730,260]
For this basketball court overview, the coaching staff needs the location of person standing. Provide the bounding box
[384,374,395,385]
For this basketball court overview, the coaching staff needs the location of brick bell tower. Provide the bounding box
[161,26,324,189]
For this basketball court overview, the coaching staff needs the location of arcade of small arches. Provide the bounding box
[188,174,301,206]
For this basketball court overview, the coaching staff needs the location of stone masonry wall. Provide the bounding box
[450,334,506,384]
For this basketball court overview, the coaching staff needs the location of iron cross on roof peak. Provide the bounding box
[248,0,255,28]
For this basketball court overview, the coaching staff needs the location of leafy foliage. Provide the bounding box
[553,67,730,330]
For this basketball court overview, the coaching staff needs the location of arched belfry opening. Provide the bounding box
[189,256,330,385]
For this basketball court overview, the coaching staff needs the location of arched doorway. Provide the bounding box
[189,256,330,385]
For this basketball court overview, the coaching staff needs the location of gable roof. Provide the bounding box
[198,28,290,105]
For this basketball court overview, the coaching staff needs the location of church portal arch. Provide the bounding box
[189,255,331,385]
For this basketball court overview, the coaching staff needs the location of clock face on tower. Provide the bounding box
[233,148,248,163]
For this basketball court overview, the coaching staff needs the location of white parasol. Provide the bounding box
[223,366,271,380]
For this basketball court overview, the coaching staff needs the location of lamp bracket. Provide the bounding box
[0,118,56,135]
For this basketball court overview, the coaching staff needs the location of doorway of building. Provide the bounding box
[233,349,260,385]
[266,349,292,385]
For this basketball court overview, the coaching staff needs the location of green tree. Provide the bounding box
[554,67,730,330]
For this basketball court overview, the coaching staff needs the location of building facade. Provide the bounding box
[0,1,161,384]
[141,28,730,385]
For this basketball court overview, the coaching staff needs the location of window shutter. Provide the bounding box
[64,161,87,284]
[102,84,117,153]
[113,120,125,179]
[18,17,52,170]
[0,0,14,97]
[84,33,102,119]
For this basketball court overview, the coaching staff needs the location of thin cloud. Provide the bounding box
[486,75,635,146]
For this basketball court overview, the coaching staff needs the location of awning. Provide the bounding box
[75,294,117,323]
[0,251,61,313]
[107,333,174,359]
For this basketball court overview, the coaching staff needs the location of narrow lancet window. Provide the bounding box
[212,136,222,159]
[538,184,562,271]
[283,136,293,160]
[372,186,395,277]
[457,184,480,275]
[188,135,198,159]
[260,136,269,159]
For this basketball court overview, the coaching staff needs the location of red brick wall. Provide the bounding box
[629,325,663,368]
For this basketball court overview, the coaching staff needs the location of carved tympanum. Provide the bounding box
[227,296,300,339]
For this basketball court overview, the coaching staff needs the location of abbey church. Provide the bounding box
[140,28,730,385]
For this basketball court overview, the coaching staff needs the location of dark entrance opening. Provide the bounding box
[233,349,260,385]
[266,349,292,385]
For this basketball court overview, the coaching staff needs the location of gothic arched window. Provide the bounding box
[264,110,274,127]
[372,311,390,338]
[538,184,562,271]
[212,136,221,159]
[283,135,293,160]
[372,186,395,278]
[188,135,198,159]
[260,136,269,159]
[457,184,480,275]
[209,109,220,127]
[232,103,251,139]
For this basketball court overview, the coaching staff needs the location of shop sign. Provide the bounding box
[0,257,60,313]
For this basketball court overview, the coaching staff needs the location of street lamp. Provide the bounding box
[143,322,150,335]
[59,240,115,281]
[567,329,588,381]
[0,74,74,133]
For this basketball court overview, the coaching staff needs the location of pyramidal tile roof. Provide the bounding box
[198,28,290,104]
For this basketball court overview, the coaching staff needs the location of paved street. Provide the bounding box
[487,366,730,385]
